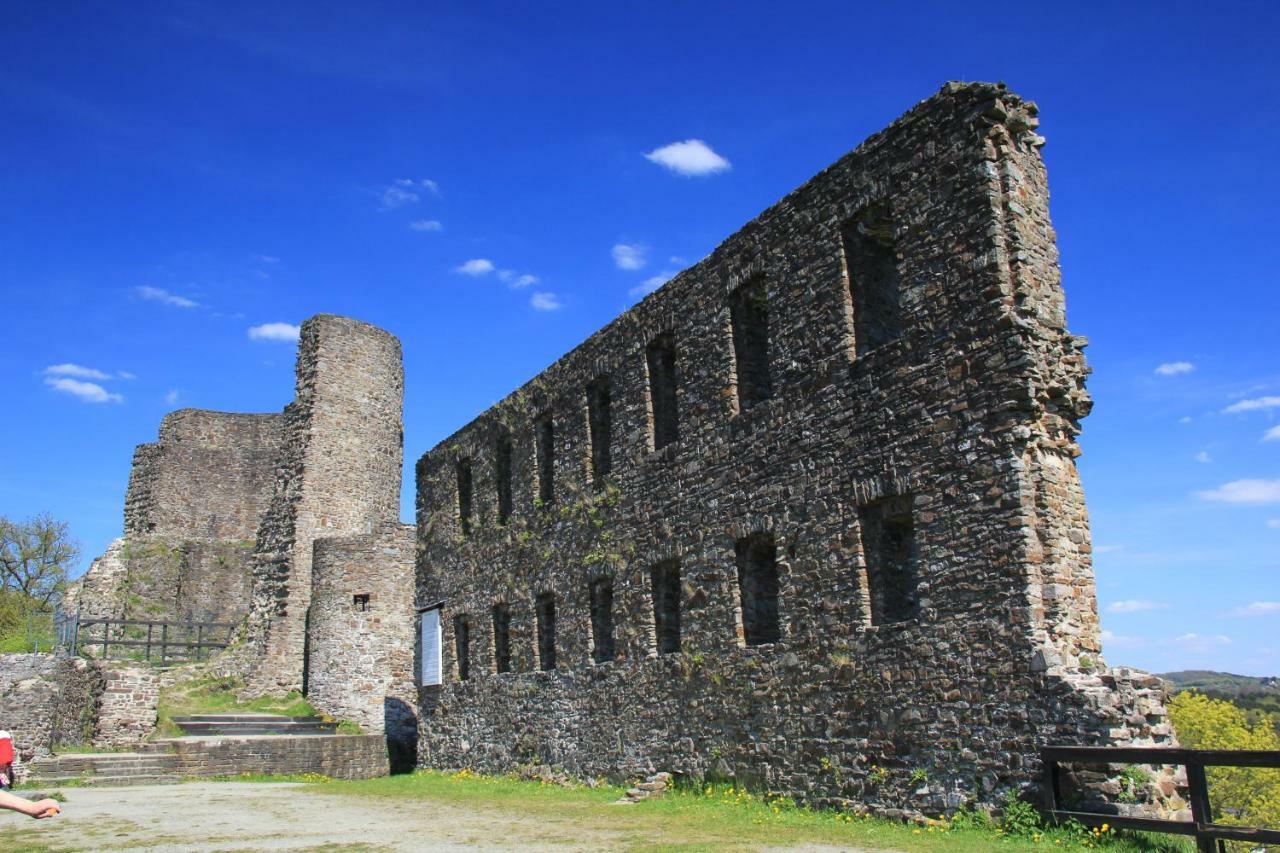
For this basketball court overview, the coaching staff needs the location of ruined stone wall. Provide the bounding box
[306,524,417,768]
[0,654,104,782]
[92,663,160,748]
[412,82,1171,816]
[242,315,405,695]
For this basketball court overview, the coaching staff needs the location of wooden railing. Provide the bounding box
[61,615,236,664]
[1041,745,1280,852]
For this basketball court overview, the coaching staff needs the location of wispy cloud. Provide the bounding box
[1093,544,1124,554]
[1269,519,1280,530]
[530,292,562,312]
[1196,479,1280,504]
[629,270,676,298]
[1228,602,1280,617]
[1194,450,1212,464]
[455,259,496,276]
[135,285,199,309]
[117,371,137,380]
[247,322,300,342]
[1154,361,1194,377]
[1175,632,1231,652]
[1223,396,1280,414]
[1099,629,1144,647]
[497,269,539,289]
[644,139,731,176]
[409,219,442,232]
[612,243,647,270]
[44,363,110,380]
[1263,425,1280,443]
[255,254,280,264]
[44,377,122,404]
[380,178,438,210]
[1106,599,1168,614]
[164,389,181,405]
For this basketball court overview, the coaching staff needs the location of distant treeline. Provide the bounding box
[1161,669,1280,735]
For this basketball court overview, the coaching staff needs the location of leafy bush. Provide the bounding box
[1168,691,1280,832]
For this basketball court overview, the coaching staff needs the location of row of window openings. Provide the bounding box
[455,217,901,533]
[450,500,916,678]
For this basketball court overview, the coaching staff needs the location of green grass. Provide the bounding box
[154,674,320,737]
[313,770,1192,852]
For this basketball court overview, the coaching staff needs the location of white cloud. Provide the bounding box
[247,322,300,343]
[164,389,180,405]
[381,185,417,208]
[1106,599,1167,614]
[629,270,676,298]
[1269,519,1280,530]
[644,139,731,176]
[455,259,496,276]
[1093,544,1124,554]
[530,292,562,312]
[1178,416,1193,424]
[255,254,280,264]
[1099,629,1143,647]
[135,285,199,309]
[117,371,137,380]
[1154,361,1194,376]
[1175,633,1231,652]
[612,243,647,270]
[44,377,122,404]
[1224,396,1280,414]
[1194,450,1212,464]
[1229,602,1280,617]
[495,269,540,289]
[44,363,110,380]
[397,177,439,195]
[1263,425,1280,442]
[1195,479,1280,504]
[409,219,442,232]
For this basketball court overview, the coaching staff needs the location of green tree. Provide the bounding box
[1168,691,1280,836]
[0,513,78,643]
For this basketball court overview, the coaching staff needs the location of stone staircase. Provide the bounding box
[168,714,339,737]
[23,714,343,787]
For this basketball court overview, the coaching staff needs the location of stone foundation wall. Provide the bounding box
[93,663,160,748]
[160,734,389,780]
[306,524,417,766]
[412,82,1172,816]
[0,654,104,782]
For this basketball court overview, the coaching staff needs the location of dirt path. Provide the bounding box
[2,782,631,852]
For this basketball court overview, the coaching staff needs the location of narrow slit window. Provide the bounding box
[735,533,781,645]
[535,592,557,670]
[453,615,470,681]
[492,603,512,673]
[589,577,615,663]
[858,495,919,625]
[650,559,681,654]
[729,279,772,410]
[535,414,555,504]
[495,431,513,524]
[456,458,473,535]
[841,204,903,358]
[586,376,613,488]
[646,334,678,450]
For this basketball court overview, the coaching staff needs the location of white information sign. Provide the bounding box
[420,607,442,686]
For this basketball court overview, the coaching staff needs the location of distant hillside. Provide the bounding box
[1159,670,1280,696]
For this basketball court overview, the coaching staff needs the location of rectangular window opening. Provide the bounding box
[492,603,512,673]
[735,533,781,645]
[535,592,557,670]
[456,458,473,536]
[535,414,555,504]
[495,431,513,524]
[586,376,613,488]
[353,593,370,612]
[589,577,615,664]
[650,559,681,654]
[453,615,471,681]
[858,494,919,625]
[646,334,678,450]
[841,204,903,358]
[729,279,772,410]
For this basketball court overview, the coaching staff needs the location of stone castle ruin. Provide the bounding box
[62,82,1174,815]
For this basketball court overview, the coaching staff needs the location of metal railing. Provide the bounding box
[59,612,236,664]
[1041,745,1280,852]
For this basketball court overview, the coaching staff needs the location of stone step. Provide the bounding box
[170,714,338,737]
[26,773,181,787]
[172,714,326,723]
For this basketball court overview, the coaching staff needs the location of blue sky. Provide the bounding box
[2,2,1277,676]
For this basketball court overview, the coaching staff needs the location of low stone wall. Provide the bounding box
[0,653,105,782]
[94,663,160,748]
[158,735,389,780]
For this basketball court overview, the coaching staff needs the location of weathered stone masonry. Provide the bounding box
[413,82,1172,815]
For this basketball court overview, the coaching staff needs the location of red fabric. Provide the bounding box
[0,738,13,764]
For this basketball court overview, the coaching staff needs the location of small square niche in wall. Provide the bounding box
[353,593,371,611]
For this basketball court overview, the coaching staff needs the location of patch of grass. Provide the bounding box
[196,771,332,784]
[155,674,317,737]
[312,770,1193,852]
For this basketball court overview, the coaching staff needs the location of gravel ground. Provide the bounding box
[1,782,630,852]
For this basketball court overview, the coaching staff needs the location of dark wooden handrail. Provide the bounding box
[61,612,237,664]
[1041,745,1280,853]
